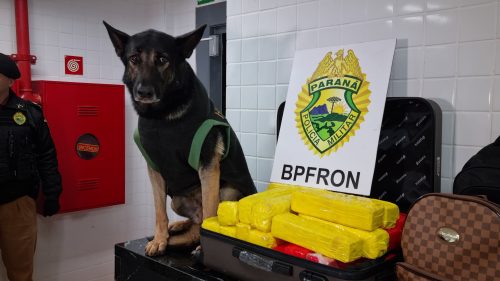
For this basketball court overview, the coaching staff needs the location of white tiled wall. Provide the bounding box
[226,0,500,193]
[0,0,194,280]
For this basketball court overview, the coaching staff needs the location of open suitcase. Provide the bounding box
[201,97,442,281]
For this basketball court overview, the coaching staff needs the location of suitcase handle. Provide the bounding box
[232,247,293,276]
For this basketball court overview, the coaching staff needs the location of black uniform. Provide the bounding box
[0,90,62,205]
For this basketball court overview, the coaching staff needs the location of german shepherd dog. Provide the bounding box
[104,22,256,256]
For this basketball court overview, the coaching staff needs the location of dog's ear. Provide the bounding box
[103,21,130,58]
[175,24,207,59]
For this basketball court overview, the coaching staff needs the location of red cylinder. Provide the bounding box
[13,0,40,104]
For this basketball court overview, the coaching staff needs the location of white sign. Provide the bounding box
[270,39,396,196]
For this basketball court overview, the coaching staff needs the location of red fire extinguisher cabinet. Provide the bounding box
[32,81,125,213]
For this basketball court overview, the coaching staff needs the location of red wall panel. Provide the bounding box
[32,81,125,213]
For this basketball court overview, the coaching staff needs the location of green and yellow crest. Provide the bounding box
[13,112,26,125]
[295,49,371,157]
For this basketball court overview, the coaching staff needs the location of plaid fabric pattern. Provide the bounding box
[401,194,500,281]
[396,263,446,281]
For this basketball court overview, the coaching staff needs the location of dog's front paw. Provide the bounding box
[145,236,168,256]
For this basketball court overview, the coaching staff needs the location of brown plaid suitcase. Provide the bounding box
[397,193,500,281]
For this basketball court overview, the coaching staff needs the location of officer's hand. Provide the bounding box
[43,199,60,217]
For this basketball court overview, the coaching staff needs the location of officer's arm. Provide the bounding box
[31,106,62,201]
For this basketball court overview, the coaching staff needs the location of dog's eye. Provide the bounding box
[129,55,139,65]
[158,56,169,66]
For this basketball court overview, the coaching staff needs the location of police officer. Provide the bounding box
[0,53,62,281]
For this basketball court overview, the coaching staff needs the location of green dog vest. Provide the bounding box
[133,108,256,197]
[134,119,230,172]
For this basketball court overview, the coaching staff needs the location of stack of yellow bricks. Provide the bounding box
[201,183,399,263]
[202,183,301,248]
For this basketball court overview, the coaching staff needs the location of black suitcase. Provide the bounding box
[201,97,442,281]
[201,229,400,281]
[370,97,442,212]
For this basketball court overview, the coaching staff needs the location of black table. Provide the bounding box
[115,238,237,281]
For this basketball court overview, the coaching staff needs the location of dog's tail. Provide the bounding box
[167,223,200,247]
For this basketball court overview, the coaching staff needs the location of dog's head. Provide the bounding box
[103,21,206,118]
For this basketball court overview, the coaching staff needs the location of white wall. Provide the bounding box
[226,0,500,193]
[0,0,195,280]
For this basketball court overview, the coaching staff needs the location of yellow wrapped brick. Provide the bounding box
[236,223,252,241]
[271,213,363,263]
[217,201,239,226]
[251,195,291,232]
[291,189,384,231]
[300,215,389,259]
[201,217,236,238]
[247,229,279,248]
[219,225,237,238]
[372,199,399,229]
[238,186,300,224]
[201,216,220,233]
[267,182,301,190]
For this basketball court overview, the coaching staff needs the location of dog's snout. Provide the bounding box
[137,85,154,98]
[134,83,159,104]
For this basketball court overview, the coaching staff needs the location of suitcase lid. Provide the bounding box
[370,97,442,212]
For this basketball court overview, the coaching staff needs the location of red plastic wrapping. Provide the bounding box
[305,253,368,269]
[385,213,407,251]
[273,243,312,259]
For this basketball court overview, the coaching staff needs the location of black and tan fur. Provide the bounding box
[104,22,256,256]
